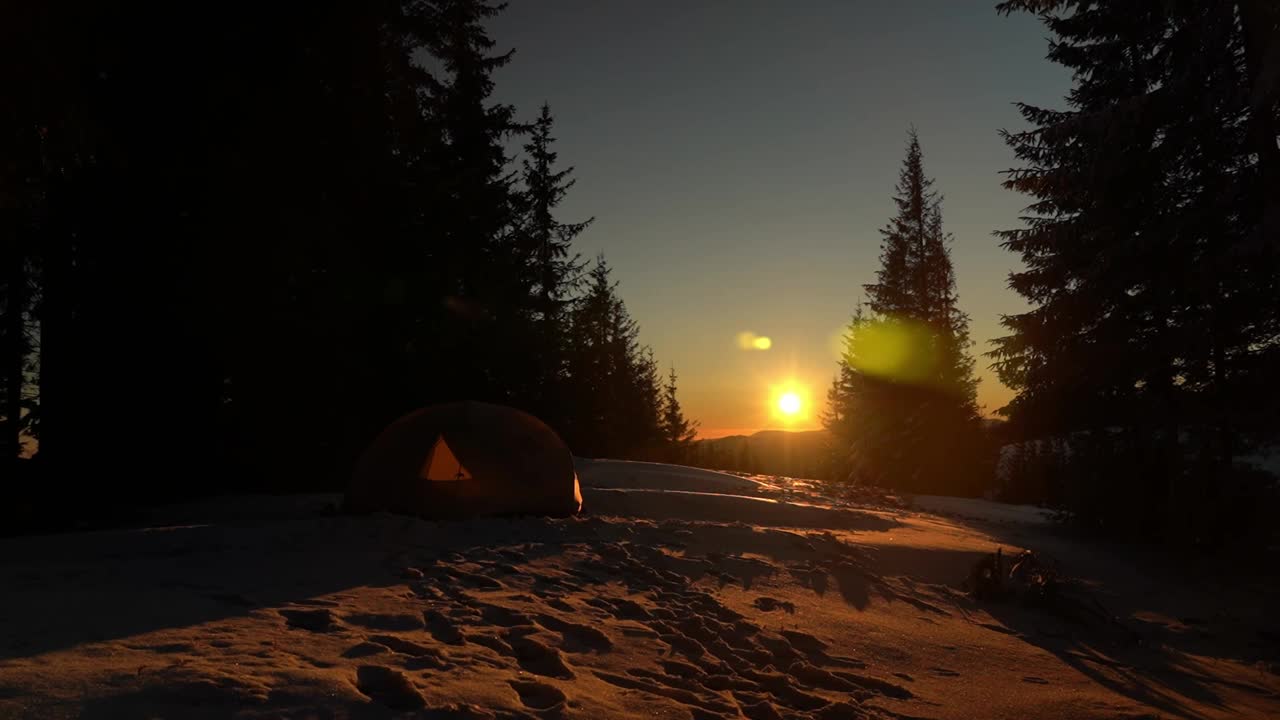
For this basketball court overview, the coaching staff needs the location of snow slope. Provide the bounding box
[0,462,1276,719]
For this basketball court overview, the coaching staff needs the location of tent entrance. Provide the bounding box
[421,435,473,481]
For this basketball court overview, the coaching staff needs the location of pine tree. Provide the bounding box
[821,311,866,483]
[566,255,663,458]
[827,131,983,494]
[921,204,980,409]
[865,128,934,321]
[994,1,1280,538]
[521,104,591,323]
[518,103,590,428]
[820,373,848,481]
[864,130,979,407]
[418,0,531,402]
[630,347,664,459]
[823,307,913,487]
[660,366,699,462]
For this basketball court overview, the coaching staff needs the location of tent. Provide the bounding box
[346,401,582,519]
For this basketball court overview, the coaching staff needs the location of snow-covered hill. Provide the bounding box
[1,462,1275,719]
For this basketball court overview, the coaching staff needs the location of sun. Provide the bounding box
[767,380,811,424]
[778,392,802,416]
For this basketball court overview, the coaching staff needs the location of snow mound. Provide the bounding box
[576,457,771,494]
[912,494,1054,526]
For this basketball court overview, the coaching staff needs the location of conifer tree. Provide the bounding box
[518,103,590,427]
[418,0,530,402]
[660,366,699,462]
[827,131,983,493]
[824,306,913,486]
[865,129,934,321]
[566,255,663,458]
[629,347,665,459]
[994,1,1279,538]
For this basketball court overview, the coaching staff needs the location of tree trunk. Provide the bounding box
[1238,1,1280,242]
[3,214,24,465]
[37,185,70,471]
[1211,297,1233,472]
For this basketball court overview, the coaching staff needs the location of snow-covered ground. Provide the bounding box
[1,462,1276,719]
[910,495,1054,526]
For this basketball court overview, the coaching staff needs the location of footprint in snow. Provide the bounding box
[354,665,425,710]
[342,641,390,659]
[508,679,567,712]
[424,609,467,645]
[506,634,575,679]
[279,608,338,632]
[752,596,797,614]
[343,611,424,631]
[534,613,613,653]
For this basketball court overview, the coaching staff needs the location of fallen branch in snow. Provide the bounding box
[964,547,1146,647]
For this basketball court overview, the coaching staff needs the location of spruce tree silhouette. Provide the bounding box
[826,130,985,494]
[994,0,1280,540]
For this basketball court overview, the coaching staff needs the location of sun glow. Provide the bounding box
[767,381,811,425]
[778,392,801,415]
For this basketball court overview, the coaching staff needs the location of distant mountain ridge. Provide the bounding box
[691,429,830,479]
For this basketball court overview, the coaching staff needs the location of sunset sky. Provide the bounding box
[491,1,1072,437]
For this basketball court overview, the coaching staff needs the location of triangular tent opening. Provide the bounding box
[421,435,472,481]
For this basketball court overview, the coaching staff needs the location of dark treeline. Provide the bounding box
[992,1,1280,544]
[0,0,697,520]
[3,1,1277,546]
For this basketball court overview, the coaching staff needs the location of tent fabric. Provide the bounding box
[346,401,582,519]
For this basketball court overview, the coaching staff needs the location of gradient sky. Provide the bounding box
[490,1,1072,437]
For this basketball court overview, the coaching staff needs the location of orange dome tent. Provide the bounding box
[346,402,582,519]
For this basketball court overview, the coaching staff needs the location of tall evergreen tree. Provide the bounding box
[630,348,665,459]
[821,316,864,483]
[823,306,912,486]
[865,129,935,321]
[566,256,663,458]
[993,1,1280,539]
[518,103,590,429]
[418,0,531,404]
[827,131,983,494]
[660,366,699,462]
